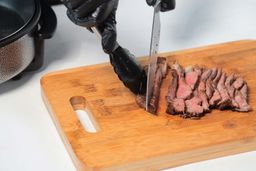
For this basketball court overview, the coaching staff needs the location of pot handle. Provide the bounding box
[25,0,57,71]
[36,0,57,39]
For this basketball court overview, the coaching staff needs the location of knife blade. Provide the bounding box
[146,0,161,112]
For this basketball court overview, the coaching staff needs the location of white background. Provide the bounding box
[1,0,256,170]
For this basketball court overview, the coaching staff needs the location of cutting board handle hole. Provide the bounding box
[70,96,99,133]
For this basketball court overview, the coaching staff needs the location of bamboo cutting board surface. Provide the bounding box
[41,40,256,171]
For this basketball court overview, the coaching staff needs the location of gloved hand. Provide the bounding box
[146,0,175,12]
[109,46,147,95]
[61,0,118,54]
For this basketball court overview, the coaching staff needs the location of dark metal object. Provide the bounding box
[0,0,57,83]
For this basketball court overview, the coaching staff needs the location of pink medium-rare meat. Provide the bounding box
[166,69,178,102]
[240,83,248,101]
[201,69,212,82]
[213,68,222,86]
[209,89,222,107]
[209,68,223,108]
[185,67,200,90]
[185,96,204,118]
[217,72,232,110]
[198,69,212,111]
[194,66,203,75]
[233,77,245,90]
[164,63,250,119]
[206,68,218,99]
[225,74,239,108]
[167,98,185,114]
[177,78,193,99]
[172,62,185,77]
[166,69,186,114]
[234,90,251,112]
[135,61,250,118]
[224,74,239,108]
[172,63,193,99]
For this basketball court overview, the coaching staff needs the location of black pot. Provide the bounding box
[0,0,57,83]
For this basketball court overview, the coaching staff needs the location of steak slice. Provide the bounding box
[135,95,146,109]
[240,83,248,102]
[209,68,223,108]
[147,57,168,114]
[135,57,167,114]
[213,68,222,87]
[224,74,239,108]
[206,68,217,99]
[234,90,251,112]
[167,98,185,114]
[217,72,232,110]
[198,69,212,112]
[166,69,182,114]
[185,67,200,90]
[185,96,204,119]
[209,89,222,107]
[233,77,245,90]
[166,70,178,102]
[172,63,193,99]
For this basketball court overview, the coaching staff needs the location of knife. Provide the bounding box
[146,0,161,112]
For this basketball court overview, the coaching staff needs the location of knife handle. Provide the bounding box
[146,0,176,12]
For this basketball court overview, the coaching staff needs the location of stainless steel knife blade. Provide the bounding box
[146,0,161,112]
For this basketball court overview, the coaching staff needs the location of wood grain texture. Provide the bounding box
[41,40,256,171]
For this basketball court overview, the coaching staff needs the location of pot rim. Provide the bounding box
[0,0,41,48]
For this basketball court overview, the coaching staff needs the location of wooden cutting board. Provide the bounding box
[41,40,256,171]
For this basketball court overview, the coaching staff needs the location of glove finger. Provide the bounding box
[61,0,85,9]
[92,0,118,25]
[72,0,108,19]
[160,0,176,12]
[66,0,116,28]
[98,9,117,54]
[67,10,97,27]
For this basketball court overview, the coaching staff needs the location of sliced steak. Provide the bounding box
[217,72,232,110]
[167,98,185,114]
[185,67,200,90]
[240,83,248,102]
[233,77,245,90]
[198,69,212,112]
[166,69,178,102]
[213,68,222,87]
[185,96,204,119]
[172,63,193,99]
[206,68,217,99]
[224,74,239,108]
[234,90,251,112]
[166,69,180,114]
[136,95,146,109]
[209,89,222,107]
[147,57,168,114]
[136,57,167,114]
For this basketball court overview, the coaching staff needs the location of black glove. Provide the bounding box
[109,46,147,95]
[146,0,175,12]
[62,0,118,54]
